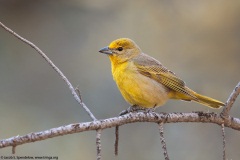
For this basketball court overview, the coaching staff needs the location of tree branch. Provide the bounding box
[221,82,240,119]
[0,21,96,121]
[221,124,226,160]
[158,122,169,160]
[0,20,102,157]
[1,112,240,149]
[96,129,102,160]
[114,126,119,156]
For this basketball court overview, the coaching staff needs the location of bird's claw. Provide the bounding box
[145,108,156,113]
[119,105,156,116]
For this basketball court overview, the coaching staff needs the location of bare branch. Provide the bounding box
[12,145,16,154]
[1,112,240,149]
[221,124,226,160]
[96,130,102,160]
[158,122,169,160]
[75,86,101,159]
[0,21,96,121]
[75,86,83,102]
[221,82,240,119]
[114,126,119,156]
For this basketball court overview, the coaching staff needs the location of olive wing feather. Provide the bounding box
[133,53,197,99]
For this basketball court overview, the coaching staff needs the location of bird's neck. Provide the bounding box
[109,55,129,77]
[109,55,127,66]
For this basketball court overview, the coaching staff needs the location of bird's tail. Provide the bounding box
[193,93,225,109]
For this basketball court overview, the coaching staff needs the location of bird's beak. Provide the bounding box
[99,46,113,55]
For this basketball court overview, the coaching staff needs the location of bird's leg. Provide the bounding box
[145,108,156,113]
[119,106,131,116]
[119,108,129,116]
[145,104,157,113]
[131,105,146,112]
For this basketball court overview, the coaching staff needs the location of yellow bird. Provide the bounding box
[99,38,224,109]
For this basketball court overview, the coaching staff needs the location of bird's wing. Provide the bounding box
[133,53,196,99]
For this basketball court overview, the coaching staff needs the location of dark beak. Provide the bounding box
[99,46,113,55]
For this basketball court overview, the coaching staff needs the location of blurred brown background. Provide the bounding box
[0,0,240,159]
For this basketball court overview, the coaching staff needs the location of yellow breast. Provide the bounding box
[111,60,169,108]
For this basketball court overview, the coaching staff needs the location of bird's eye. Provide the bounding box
[117,47,123,51]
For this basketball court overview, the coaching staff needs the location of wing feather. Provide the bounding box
[133,53,197,99]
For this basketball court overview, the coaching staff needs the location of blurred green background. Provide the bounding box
[0,0,240,159]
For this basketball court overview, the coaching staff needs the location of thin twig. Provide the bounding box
[158,122,169,160]
[76,85,101,159]
[12,145,16,154]
[221,124,226,160]
[221,82,240,119]
[0,21,96,121]
[114,126,119,156]
[96,129,102,160]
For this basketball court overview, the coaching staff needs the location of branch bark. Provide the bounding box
[158,122,169,160]
[221,124,226,160]
[114,126,119,156]
[96,129,102,160]
[1,111,240,149]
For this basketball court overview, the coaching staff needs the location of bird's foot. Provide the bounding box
[119,105,156,116]
[119,108,130,116]
[144,107,156,113]
[119,105,138,116]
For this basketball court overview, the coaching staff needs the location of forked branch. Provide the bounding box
[221,82,240,119]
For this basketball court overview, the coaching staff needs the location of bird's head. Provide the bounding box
[99,38,141,63]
